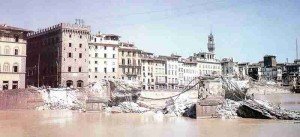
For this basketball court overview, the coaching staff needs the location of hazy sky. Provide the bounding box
[1,0,299,63]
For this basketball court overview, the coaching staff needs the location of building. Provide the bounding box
[261,55,278,81]
[282,60,300,86]
[0,24,31,90]
[248,63,262,80]
[221,58,238,76]
[181,60,199,88]
[26,23,90,88]
[158,54,180,90]
[189,33,222,76]
[140,51,156,90]
[153,57,167,90]
[88,33,120,83]
[238,62,249,78]
[118,42,142,81]
[264,55,277,68]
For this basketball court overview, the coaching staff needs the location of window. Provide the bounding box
[66,80,73,87]
[78,67,82,72]
[95,67,98,72]
[14,48,19,55]
[94,38,96,42]
[68,53,72,58]
[13,63,18,72]
[69,34,72,38]
[69,43,72,47]
[80,35,82,39]
[104,68,107,73]
[122,51,124,56]
[4,46,10,55]
[79,44,82,48]
[95,61,98,64]
[79,53,82,58]
[113,54,115,58]
[14,36,19,42]
[3,63,9,72]
[95,75,97,78]
[104,53,107,58]
[122,59,125,65]
[68,67,72,72]
[113,47,115,50]
[3,81,9,90]
[128,59,131,65]
[12,81,18,89]
[104,46,107,50]
[95,53,98,57]
[112,68,115,72]
[77,80,83,87]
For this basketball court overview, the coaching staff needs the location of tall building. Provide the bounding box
[26,23,91,88]
[118,42,142,81]
[0,24,31,90]
[88,33,120,82]
[190,33,221,76]
[158,54,180,89]
[153,57,167,90]
[262,55,279,81]
[141,51,155,90]
[207,33,215,53]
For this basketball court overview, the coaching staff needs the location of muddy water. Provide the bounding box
[0,93,299,137]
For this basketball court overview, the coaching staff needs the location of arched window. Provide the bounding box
[4,46,10,55]
[3,63,10,72]
[66,80,73,87]
[13,63,18,72]
[77,80,83,88]
[14,47,19,55]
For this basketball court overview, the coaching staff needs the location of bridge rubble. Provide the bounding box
[1,76,299,120]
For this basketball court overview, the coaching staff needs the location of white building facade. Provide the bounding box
[88,34,120,83]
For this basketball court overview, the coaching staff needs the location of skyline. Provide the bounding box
[1,0,299,63]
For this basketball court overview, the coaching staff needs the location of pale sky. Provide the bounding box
[1,0,299,63]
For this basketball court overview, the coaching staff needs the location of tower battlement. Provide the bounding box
[27,23,91,38]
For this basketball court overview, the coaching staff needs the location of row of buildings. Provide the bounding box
[0,22,222,90]
[221,54,300,86]
[2,22,299,91]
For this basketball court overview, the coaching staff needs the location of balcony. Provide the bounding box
[119,64,141,68]
[125,72,139,76]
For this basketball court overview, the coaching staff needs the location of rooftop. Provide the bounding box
[0,24,32,32]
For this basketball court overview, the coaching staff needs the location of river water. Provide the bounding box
[0,93,300,137]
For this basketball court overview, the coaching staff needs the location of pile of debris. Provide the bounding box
[36,88,85,110]
[105,102,149,113]
[36,79,143,111]
[159,93,198,118]
[237,99,300,120]
[216,99,241,119]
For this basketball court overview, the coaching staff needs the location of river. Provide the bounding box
[0,93,299,137]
